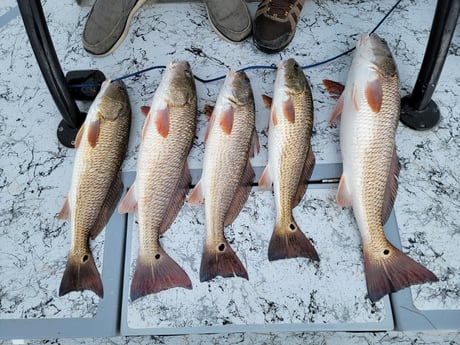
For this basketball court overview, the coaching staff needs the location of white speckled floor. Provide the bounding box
[0,0,459,343]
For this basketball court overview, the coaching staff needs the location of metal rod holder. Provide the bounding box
[400,0,460,130]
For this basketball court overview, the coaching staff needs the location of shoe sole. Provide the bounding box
[84,0,149,57]
[204,4,252,44]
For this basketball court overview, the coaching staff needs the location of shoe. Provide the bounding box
[204,0,252,43]
[253,0,305,53]
[82,0,147,56]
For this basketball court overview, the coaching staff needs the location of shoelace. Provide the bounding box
[259,0,299,18]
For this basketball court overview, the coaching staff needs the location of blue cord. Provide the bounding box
[69,0,402,88]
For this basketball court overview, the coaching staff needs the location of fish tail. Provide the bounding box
[59,251,103,298]
[200,239,248,282]
[130,247,192,301]
[363,241,438,302]
[268,217,319,262]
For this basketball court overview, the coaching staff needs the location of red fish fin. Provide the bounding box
[261,94,272,108]
[90,173,124,240]
[268,218,319,261]
[87,119,101,148]
[322,79,345,96]
[59,252,103,298]
[155,105,170,138]
[382,149,400,225]
[328,94,344,124]
[118,182,138,214]
[204,104,214,121]
[57,196,70,220]
[271,108,278,127]
[365,78,383,113]
[219,106,234,135]
[363,241,438,302]
[74,123,85,149]
[249,129,260,158]
[293,146,316,208]
[200,239,248,282]
[283,97,295,123]
[336,175,353,207]
[188,180,204,205]
[130,248,192,301]
[140,106,150,117]
[159,163,192,234]
[258,165,272,190]
[224,161,255,227]
[141,112,151,142]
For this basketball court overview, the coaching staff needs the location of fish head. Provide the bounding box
[91,80,131,121]
[162,61,196,107]
[223,70,253,106]
[276,58,308,95]
[357,33,397,77]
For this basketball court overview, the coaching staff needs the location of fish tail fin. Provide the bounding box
[59,251,103,298]
[268,217,319,262]
[363,241,438,302]
[200,239,248,282]
[130,247,192,301]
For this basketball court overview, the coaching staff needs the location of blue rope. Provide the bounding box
[69,0,403,87]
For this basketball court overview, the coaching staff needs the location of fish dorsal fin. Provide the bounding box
[261,94,272,108]
[219,106,234,135]
[328,94,344,124]
[155,105,170,138]
[87,119,101,148]
[258,165,273,190]
[159,163,192,234]
[293,146,316,208]
[74,123,85,149]
[140,106,150,117]
[57,196,70,220]
[188,180,204,205]
[249,129,260,158]
[381,148,400,225]
[337,175,353,207]
[224,161,255,227]
[283,97,295,123]
[90,173,124,239]
[365,78,383,113]
[118,182,138,214]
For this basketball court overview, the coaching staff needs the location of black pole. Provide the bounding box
[17,0,86,147]
[400,0,460,130]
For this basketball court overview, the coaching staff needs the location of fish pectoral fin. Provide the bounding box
[90,173,124,240]
[59,251,103,298]
[283,97,295,123]
[141,112,151,142]
[336,175,353,207]
[159,163,192,234]
[363,241,438,302]
[224,161,255,227]
[87,119,101,148]
[258,165,273,190]
[57,196,71,220]
[118,182,138,214]
[249,129,260,158]
[140,106,150,117]
[293,146,316,208]
[204,104,214,121]
[204,108,217,143]
[322,79,345,96]
[261,94,272,108]
[219,106,234,135]
[381,148,401,225]
[328,93,344,124]
[130,248,192,301]
[154,105,170,138]
[365,78,383,113]
[188,180,204,205]
[200,239,248,282]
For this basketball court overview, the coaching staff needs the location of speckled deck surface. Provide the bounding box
[0,0,459,343]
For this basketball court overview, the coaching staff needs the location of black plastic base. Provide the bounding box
[400,95,440,130]
[57,118,85,148]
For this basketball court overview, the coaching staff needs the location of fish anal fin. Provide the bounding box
[337,175,353,207]
[381,148,400,225]
[200,239,248,282]
[328,94,344,124]
[188,180,204,205]
[258,165,272,190]
[87,119,101,148]
[293,146,315,208]
[118,182,138,214]
[159,163,192,234]
[57,196,70,220]
[74,123,85,149]
[130,248,192,301]
[365,78,383,113]
[224,161,255,227]
[363,241,438,302]
[219,106,234,135]
[283,97,295,123]
[322,79,345,96]
[90,173,124,240]
[59,251,103,298]
[155,105,170,138]
[268,218,319,261]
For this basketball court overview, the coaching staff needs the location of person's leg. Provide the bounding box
[204,0,252,43]
[82,0,147,56]
[253,0,305,53]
